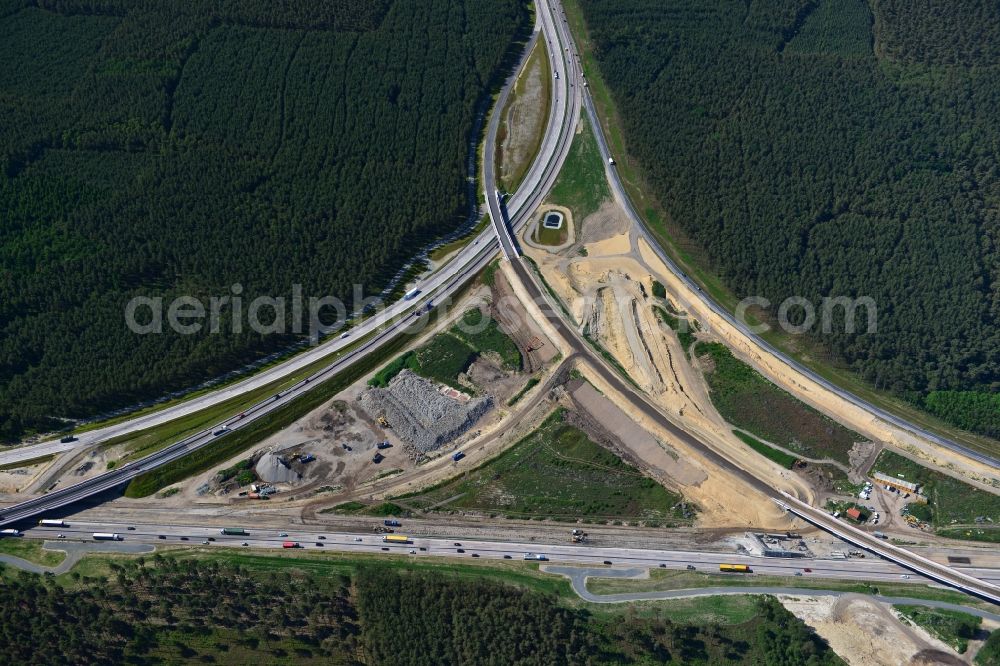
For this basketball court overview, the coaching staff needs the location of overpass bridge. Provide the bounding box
[487,189,520,260]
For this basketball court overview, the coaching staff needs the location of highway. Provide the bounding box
[0,0,580,525]
[1,0,997,611]
[576,69,998,471]
[0,0,576,470]
[13,521,1000,589]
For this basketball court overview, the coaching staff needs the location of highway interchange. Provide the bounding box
[1,0,999,613]
[15,521,1000,589]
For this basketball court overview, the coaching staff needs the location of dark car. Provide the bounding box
[127,526,136,530]
[453,542,462,547]
[157,535,166,540]
[419,547,427,551]
[503,555,512,559]
[658,563,666,568]
[803,568,812,573]
[207,537,215,542]
[180,536,189,541]
[381,547,389,551]
[603,560,612,565]
[456,548,465,553]
[318,535,326,540]
[471,554,480,558]
[316,542,324,547]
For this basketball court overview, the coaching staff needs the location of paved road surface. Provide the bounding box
[0,540,153,575]
[0,0,581,529]
[544,565,1000,621]
[577,58,997,471]
[13,522,1000,588]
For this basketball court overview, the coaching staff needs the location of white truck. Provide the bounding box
[39,519,66,527]
[523,552,548,561]
[404,288,421,301]
[92,533,120,541]
[0,529,22,537]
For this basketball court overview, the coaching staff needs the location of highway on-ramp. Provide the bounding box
[0,0,580,526]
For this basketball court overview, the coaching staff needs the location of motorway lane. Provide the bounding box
[0,0,575,469]
[574,54,997,471]
[0,0,582,529]
[18,522,1000,589]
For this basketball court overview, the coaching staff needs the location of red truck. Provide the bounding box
[282,541,300,549]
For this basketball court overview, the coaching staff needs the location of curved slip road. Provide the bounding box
[544,565,1000,621]
[0,0,581,528]
[576,52,997,471]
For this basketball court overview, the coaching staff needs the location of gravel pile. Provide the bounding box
[255,452,300,484]
[360,370,492,453]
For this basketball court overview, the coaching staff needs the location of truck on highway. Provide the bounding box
[607,156,615,166]
[452,451,465,462]
[719,564,751,573]
[523,553,548,561]
[0,529,22,537]
[221,527,248,536]
[39,519,67,527]
[282,541,300,549]
[92,533,120,541]
[383,519,401,527]
[383,535,410,544]
[404,288,421,301]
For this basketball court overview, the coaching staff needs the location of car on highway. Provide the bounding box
[158,535,166,539]
[279,533,288,537]
[213,427,230,437]
[180,536,188,541]
[409,549,416,554]
[795,572,803,576]
[803,568,812,573]
[900,574,910,579]
[453,542,462,547]
[659,563,666,568]
[202,540,209,545]
[503,555,512,559]
[381,547,389,551]
[127,526,136,530]
[686,565,696,570]
[353,537,362,542]
[318,535,326,540]
[456,548,465,553]
[57,533,65,538]
[241,542,249,546]
[208,537,215,541]
[471,553,480,558]
[419,547,426,551]
[603,560,612,565]
[316,542,324,547]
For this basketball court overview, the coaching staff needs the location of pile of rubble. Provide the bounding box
[360,370,492,453]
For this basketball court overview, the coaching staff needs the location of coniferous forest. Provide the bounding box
[0,558,844,665]
[0,0,530,441]
[576,0,1000,437]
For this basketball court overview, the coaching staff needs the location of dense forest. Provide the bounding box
[0,557,845,664]
[0,0,530,442]
[577,0,1000,437]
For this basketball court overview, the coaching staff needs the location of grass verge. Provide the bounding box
[394,407,691,524]
[0,539,66,567]
[585,568,996,611]
[496,37,552,193]
[559,0,1000,461]
[695,342,864,465]
[124,327,415,497]
[733,430,797,469]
